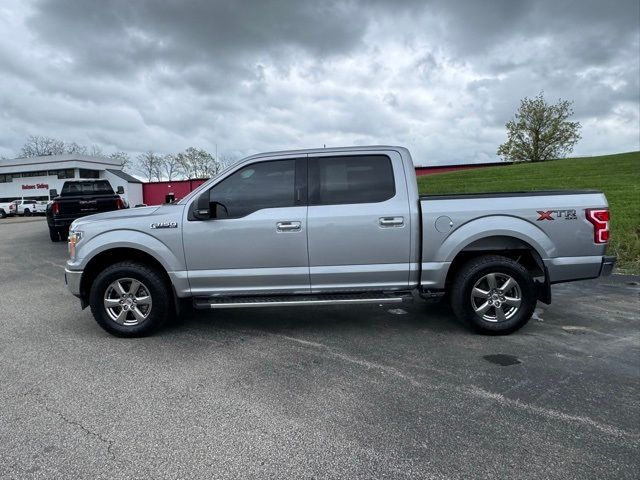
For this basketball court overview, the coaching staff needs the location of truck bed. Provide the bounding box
[418,189,610,287]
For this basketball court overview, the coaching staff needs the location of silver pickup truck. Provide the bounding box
[64,146,616,337]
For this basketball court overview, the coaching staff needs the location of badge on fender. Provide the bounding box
[150,222,178,229]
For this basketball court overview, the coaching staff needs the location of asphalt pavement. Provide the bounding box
[0,217,638,479]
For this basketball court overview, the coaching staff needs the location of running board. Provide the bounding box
[193,291,413,309]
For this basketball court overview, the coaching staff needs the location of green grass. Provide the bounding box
[417,151,640,273]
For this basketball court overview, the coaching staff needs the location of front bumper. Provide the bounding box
[600,256,617,277]
[64,268,83,297]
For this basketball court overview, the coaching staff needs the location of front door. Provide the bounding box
[183,157,310,296]
[306,152,412,292]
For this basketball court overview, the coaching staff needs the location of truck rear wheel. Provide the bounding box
[89,261,171,337]
[49,226,60,242]
[450,255,536,335]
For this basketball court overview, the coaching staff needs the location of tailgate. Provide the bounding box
[58,195,119,215]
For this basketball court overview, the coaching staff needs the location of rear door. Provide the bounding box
[307,151,412,292]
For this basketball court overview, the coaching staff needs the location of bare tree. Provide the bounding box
[64,142,87,155]
[176,147,220,179]
[89,144,104,156]
[109,151,132,171]
[136,151,162,181]
[497,92,582,162]
[158,154,183,181]
[218,152,240,169]
[20,136,66,157]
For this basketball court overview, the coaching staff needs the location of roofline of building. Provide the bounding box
[0,154,121,169]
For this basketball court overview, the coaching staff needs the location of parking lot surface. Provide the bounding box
[1,217,639,479]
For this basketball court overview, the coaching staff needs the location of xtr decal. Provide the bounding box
[536,209,577,221]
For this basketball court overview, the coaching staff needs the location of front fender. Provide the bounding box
[71,229,185,273]
[436,215,556,262]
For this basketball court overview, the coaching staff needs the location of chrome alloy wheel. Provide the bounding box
[470,273,522,322]
[103,278,152,326]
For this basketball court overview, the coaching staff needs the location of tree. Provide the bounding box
[176,147,220,179]
[65,142,87,155]
[89,144,104,156]
[136,151,162,181]
[109,151,131,171]
[158,154,183,181]
[497,92,581,162]
[20,135,66,157]
[218,152,239,169]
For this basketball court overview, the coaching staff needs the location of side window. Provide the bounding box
[208,159,296,218]
[309,155,395,205]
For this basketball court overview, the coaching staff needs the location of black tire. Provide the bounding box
[89,261,172,337]
[48,226,60,242]
[450,255,536,335]
[59,227,69,241]
[24,208,31,216]
[0,209,6,219]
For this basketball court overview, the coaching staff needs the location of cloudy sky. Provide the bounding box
[0,0,638,166]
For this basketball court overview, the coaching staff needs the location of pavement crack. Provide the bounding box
[464,385,639,441]
[279,334,422,387]
[42,404,116,460]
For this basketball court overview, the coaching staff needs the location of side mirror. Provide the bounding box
[116,186,125,194]
[49,189,58,198]
[193,192,211,220]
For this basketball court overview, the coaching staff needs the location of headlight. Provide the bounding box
[68,231,83,259]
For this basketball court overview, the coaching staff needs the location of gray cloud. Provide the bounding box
[0,0,637,164]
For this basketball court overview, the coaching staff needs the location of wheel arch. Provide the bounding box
[445,235,551,304]
[79,247,173,309]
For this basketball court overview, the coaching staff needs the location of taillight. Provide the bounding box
[586,208,610,244]
[52,201,60,215]
[116,198,124,209]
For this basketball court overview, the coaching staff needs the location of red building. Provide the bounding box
[142,179,206,205]
[414,162,506,177]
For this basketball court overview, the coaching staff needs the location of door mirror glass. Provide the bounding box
[49,189,58,198]
[116,186,125,194]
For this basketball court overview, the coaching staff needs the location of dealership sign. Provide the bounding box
[22,183,49,190]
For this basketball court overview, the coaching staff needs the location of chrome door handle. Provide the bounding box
[276,221,302,232]
[379,216,404,227]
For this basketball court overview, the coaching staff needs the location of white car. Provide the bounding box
[0,200,17,218]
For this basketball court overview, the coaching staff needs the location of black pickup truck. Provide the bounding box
[47,180,126,242]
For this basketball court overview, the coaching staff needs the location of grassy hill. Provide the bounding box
[417,151,640,273]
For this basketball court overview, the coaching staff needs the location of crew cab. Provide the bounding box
[47,180,126,242]
[64,146,616,337]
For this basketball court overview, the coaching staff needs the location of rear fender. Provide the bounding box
[436,215,556,263]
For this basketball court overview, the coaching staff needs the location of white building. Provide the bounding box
[0,154,143,205]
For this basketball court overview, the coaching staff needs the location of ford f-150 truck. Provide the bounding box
[64,146,616,337]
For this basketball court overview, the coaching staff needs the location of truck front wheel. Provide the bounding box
[450,255,537,335]
[89,261,172,337]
